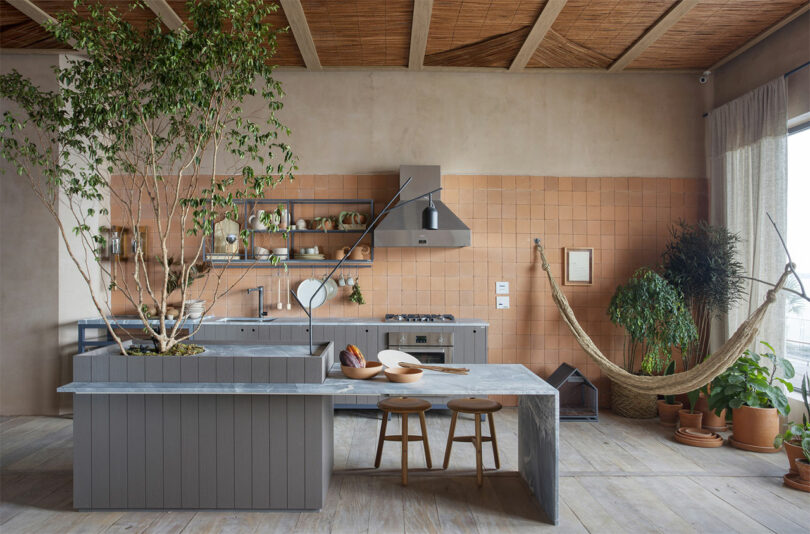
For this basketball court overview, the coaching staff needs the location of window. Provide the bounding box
[786,126,810,388]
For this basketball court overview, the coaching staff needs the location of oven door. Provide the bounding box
[389,346,451,365]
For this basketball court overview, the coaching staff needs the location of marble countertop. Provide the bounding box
[78,316,489,327]
[58,364,556,396]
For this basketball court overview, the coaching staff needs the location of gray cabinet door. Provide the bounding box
[473,326,487,364]
[356,326,379,407]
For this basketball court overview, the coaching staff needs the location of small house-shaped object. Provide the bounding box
[547,363,598,422]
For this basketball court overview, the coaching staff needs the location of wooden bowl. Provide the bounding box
[341,361,383,380]
[384,367,423,383]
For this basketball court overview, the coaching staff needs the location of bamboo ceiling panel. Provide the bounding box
[527,0,677,68]
[300,0,414,66]
[425,0,548,67]
[167,1,305,66]
[0,1,63,48]
[629,0,808,69]
[35,0,159,32]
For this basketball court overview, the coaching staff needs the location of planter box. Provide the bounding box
[68,341,334,511]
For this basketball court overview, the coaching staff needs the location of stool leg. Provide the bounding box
[443,411,458,469]
[474,413,483,487]
[488,413,500,469]
[374,410,389,468]
[419,411,432,469]
[401,414,409,486]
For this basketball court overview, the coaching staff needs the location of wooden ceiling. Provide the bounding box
[1,0,808,72]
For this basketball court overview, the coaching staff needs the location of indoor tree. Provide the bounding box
[0,0,296,354]
[661,220,745,369]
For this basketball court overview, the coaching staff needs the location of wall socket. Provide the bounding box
[496,281,509,295]
[496,296,510,309]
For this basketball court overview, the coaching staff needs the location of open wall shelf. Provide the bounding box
[203,198,375,269]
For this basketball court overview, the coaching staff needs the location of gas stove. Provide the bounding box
[384,313,456,323]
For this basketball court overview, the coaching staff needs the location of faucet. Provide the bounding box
[247,286,267,318]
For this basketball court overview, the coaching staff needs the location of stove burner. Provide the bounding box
[384,313,456,323]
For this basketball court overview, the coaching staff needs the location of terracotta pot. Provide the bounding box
[785,441,805,475]
[732,406,779,449]
[657,400,683,427]
[796,458,810,483]
[694,393,727,431]
[678,409,703,429]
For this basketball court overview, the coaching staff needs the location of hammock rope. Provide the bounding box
[534,239,791,395]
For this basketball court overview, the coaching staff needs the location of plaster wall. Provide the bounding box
[0,55,62,415]
[713,12,809,119]
[223,70,709,178]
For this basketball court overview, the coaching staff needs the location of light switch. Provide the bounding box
[496,281,509,295]
[496,296,510,309]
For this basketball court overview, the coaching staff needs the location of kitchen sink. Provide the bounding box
[217,317,277,324]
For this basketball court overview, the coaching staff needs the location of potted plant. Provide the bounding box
[0,0,296,355]
[607,268,698,418]
[658,361,683,426]
[708,342,794,451]
[796,439,810,483]
[774,373,810,474]
[678,388,703,429]
[662,221,745,370]
[312,216,336,232]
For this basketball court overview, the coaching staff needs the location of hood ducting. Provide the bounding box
[374,165,471,248]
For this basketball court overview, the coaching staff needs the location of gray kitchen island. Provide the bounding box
[58,345,560,524]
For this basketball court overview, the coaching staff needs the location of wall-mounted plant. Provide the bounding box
[662,220,744,369]
[0,0,296,355]
[349,280,365,305]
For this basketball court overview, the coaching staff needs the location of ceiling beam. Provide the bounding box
[409,0,433,70]
[710,3,810,72]
[509,0,567,72]
[279,0,321,71]
[6,0,78,49]
[608,0,699,73]
[143,0,185,31]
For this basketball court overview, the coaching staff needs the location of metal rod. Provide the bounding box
[297,177,415,354]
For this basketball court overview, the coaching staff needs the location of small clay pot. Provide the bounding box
[732,406,779,450]
[694,393,727,431]
[657,400,683,427]
[795,458,810,483]
[785,441,805,475]
[678,409,703,429]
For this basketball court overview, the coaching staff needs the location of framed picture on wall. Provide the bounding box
[564,247,593,285]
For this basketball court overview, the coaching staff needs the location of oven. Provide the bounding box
[387,331,453,364]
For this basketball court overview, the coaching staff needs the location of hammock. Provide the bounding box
[534,239,791,395]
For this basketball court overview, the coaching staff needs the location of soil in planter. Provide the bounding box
[126,343,205,356]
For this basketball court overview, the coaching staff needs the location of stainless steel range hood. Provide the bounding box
[374,165,471,247]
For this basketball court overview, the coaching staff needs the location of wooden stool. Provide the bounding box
[443,397,502,486]
[374,397,432,485]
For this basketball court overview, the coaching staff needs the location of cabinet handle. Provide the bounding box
[473,329,477,333]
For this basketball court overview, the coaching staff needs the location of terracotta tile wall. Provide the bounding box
[110,174,708,405]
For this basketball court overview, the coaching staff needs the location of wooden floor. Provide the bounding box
[1,409,808,533]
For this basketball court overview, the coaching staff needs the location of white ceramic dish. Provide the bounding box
[296,278,327,309]
[377,349,421,369]
[323,277,338,300]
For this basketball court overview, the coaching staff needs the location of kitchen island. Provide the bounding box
[59,349,559,524]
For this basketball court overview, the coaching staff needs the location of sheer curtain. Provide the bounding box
[709,77,788,355]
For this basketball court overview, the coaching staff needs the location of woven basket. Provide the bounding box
[611,381,658,419]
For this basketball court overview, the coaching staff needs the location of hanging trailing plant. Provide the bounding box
[349,280,365,305]
[662,220,745,369]
[608,268,698,375]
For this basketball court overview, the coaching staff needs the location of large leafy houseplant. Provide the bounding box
[662,220,745,369]
[708,342,794,416]
[0,1,296,354]
[607,268,698,375]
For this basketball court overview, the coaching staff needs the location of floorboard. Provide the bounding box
[0,411,808,533]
